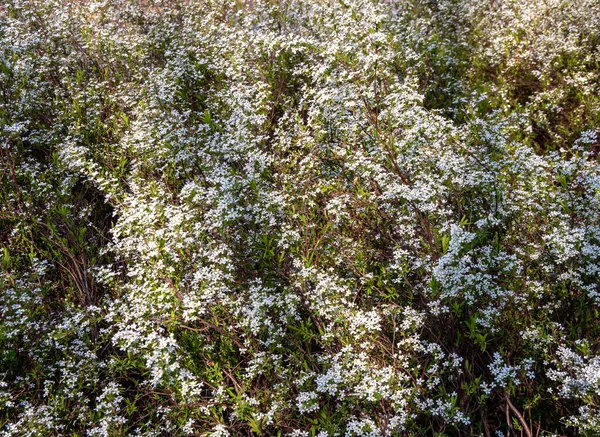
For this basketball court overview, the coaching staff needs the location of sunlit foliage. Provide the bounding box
[1,0,599,435]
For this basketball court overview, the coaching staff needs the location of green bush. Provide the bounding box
[1,0,599,435]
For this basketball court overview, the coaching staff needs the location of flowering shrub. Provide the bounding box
[1,0,599,436]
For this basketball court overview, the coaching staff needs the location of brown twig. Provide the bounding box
[506,394,533,437]
[506,400,516,437]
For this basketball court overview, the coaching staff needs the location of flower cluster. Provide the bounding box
[1,0,599,436]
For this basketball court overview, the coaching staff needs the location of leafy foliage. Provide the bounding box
[1,0,599,436]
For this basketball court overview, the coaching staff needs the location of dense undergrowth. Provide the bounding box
[1,0,599,435]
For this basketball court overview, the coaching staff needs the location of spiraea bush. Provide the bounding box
[1,0,599,436]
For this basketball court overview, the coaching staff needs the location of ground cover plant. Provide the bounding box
[1,0,599,435]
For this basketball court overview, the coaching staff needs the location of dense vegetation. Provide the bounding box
[1,0,599,435]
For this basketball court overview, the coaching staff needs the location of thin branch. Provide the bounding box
[506,394,533,437]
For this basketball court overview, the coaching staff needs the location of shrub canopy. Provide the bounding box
[1,0,599,436]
